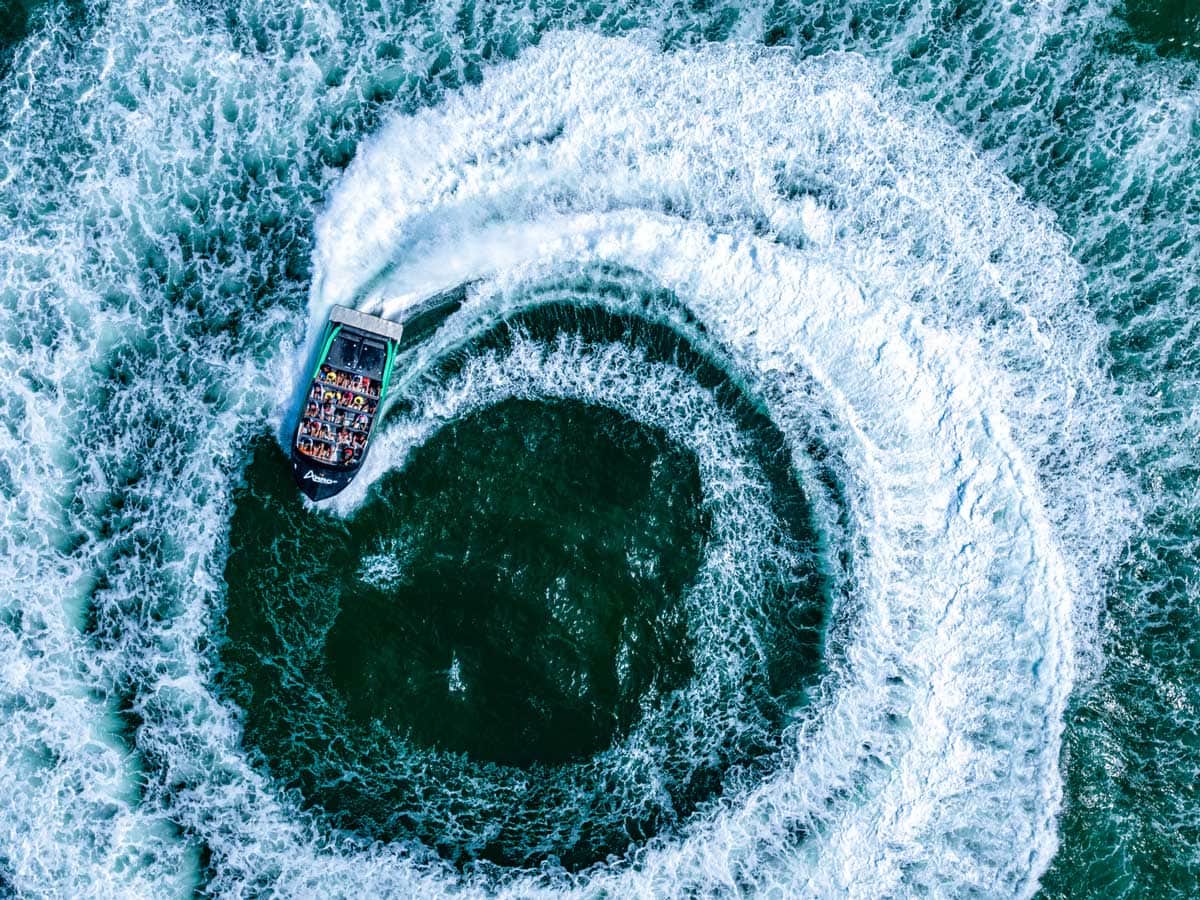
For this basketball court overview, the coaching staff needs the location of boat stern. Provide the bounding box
[291,454,358,501]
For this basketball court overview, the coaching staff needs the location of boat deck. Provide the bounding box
[296,365,382,466]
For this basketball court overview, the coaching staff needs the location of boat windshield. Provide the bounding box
[327,333,387,379]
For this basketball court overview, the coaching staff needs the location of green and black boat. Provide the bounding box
[291,306,403,500]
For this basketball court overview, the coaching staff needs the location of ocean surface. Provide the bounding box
[0,0,1196,896]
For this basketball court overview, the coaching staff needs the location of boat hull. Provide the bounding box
[291,452,362,501]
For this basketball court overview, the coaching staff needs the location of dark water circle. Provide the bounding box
[221,397,704,771]
[217,298,832,870]
[323,398,704,766]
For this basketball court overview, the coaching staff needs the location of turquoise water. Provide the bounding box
[0,0,1196,897]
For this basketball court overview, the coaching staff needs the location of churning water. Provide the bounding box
[0,1,1196,897]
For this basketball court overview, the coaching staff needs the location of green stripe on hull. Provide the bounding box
[310,323,342,382]
[379,340,397,402]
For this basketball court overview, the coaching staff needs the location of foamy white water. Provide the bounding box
[5,3,1180,895]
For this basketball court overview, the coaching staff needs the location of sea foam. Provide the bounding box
[281,34,1128,896]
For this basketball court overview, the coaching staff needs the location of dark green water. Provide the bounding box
[223,398,702,769]
[1125,0,1200,57]
[0,0,38,51]
[219,388,824,868]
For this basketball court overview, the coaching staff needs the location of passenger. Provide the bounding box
[352,395,365,409]
[342,446,354,463]
[305,402,318,417]
[341,390,354,406]
[356,413,368,430]
[323,401,335,418]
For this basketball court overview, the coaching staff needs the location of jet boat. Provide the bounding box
[291,306,403,500]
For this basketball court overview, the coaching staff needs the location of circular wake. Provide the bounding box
[1,9,1159,896]
[207,33,1125,896]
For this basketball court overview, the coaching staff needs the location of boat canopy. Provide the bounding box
[330,305,405,342]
